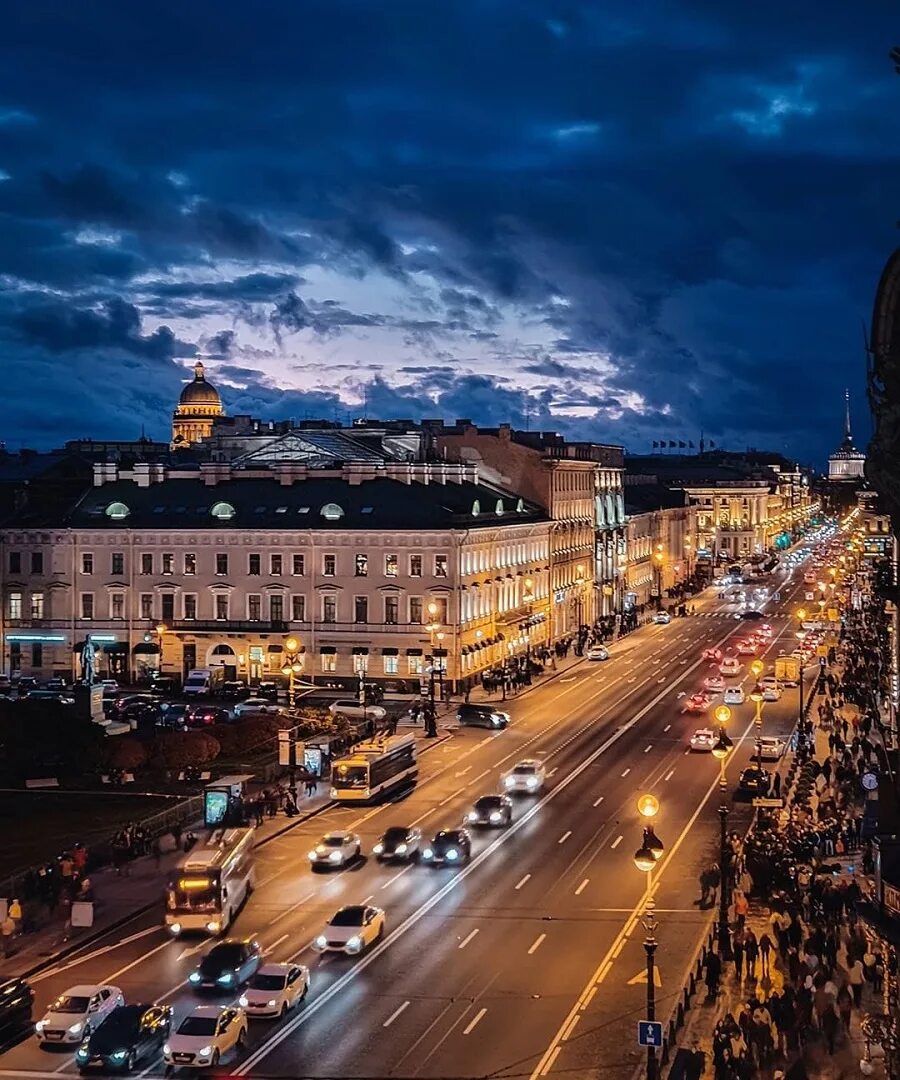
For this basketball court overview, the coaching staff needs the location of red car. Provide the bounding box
[682,693,712,714]
[703,648,723,662]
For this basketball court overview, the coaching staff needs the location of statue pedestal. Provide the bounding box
[74,685,105,723]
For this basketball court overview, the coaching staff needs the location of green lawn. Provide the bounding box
[0,789,189,882]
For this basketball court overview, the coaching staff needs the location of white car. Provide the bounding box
[238,963,310,1018]
[653,611,671,625]
[723,687,745,705]
[163,1005,247,1070]
[586,644,609,661]
[762,685,782,702]
[327,700,387,721]
[758,736,787,761]
[719,657,742,677]
[703,675,725,693]
[231,697,282,717]
[36,984,124,1045]
[313,905,385,954]
[689,728,717,752]
[502,759,547,793]
[759,675,779,691]
[308,831,361,870]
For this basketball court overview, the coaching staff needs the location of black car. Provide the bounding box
[466,794,513,828]
[75,1003,171,1073]
[421,828,472,866]
[256,681,280,702]
[0,977,33,1047]
[740,610,764,620]
[219,681,250,701]
[373,826,422,862]
[456,704,509,729]
[185,705,232,728]
[189,939,262,991]
[738,766,771,795]
[157,702,189,728]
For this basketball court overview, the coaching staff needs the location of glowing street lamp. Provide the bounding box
[632,794,664,1080]
[712,703,733,958]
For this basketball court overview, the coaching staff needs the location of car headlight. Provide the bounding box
[206,921,220,933]
[218,972,234,984]
[198,1045,212,1057]
[346,936,362,952]
[315,934,328,949]
[68,1022,84,1035]
[189,972,202,983]
[489,811,502,823]
[422,848,433,859]
[267,999,277,1008]
[395,843,407,854]
[491,717,501,726]
[308,850,319,860]
[446,849,458,860]
[111,1049,127,1060]
[527,777,538,789]
[35,1021,45,1033]
[503,776,514,787]
[163,1043,171,1056]
[169,921,182,936]
[329,850,342,863]
[238,995,249,1007]
[373,843,384,854]
[467,812,478,822]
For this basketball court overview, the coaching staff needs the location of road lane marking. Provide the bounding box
[31,925,162,982]
[621,768,630,777]
[383,865,414,888]
[383,1000,410,1027]
[611,835,623,849]
[540,1047,562,1076]
[528,933,546,955]
[463,1007,487,1035]
[558,830,571,844]
[438,792,458,806]
[455,766,472,777]
[270,891,315,925]
[644,744,652,753]
[575,879,589,896]
[459,928,479,950]
[266,933,289,952]
[547,767,558,777]
[663,724,671,733]
[467,769,491,786]
[105,938,173,983]
[664,769,675,781]
[593,796,604,807]
[515,874,531,890]
[362,894,374,904]
[562,1014,580,1041]
[236,620,748,1075]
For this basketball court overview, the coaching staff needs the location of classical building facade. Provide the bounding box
[828,390,866,482]
[623,484,697,610]
[171,362,224,449]
[0,460,552,692]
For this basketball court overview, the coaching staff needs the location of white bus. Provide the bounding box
[165,827,255,936]
[330,734,418,803]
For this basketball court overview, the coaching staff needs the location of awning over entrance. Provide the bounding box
[133,642,160,655]
[103,642,129,654]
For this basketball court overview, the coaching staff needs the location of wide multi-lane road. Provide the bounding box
[0,560,817,1080]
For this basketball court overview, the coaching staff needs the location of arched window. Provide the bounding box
[210,501,236,521]
[105,501,130,520]
[472,499,481,517]
[495,498,504,515]
[320,503,344,521]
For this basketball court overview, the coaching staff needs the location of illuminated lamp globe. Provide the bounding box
[714,704,732,726]
[285,637,300,653]
[750,659,764,679]
[291,662,303,674]
[644,826,664,861]
[796,608,807,623]
[637,794,659,819]
[633,845,656,873]
[712,731,734,759]
[280,664,292,677]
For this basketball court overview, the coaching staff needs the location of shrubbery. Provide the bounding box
[153,730,221,770]
[107,737,149,772]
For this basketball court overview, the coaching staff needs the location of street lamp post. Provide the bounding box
[750,658,764,773]
[155,623,167,678]
[573,564,585,654]
[280,637,304,710]
[712,704,734,959]
[796,608,808,749]
[653,544,664,608]
[424,602,443,738]
[634,794,664,1080]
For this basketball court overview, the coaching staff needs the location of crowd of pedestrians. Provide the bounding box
[703,583,893,1079]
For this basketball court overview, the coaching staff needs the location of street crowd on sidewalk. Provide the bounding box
[697,591,893,1079]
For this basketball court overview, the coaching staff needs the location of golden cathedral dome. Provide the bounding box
[178,361,222,408]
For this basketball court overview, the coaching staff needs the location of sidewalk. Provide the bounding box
[0,720,455,980]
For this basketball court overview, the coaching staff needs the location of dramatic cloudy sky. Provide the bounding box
[1,2,898,465]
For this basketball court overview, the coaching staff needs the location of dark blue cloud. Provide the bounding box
[0,0,896,461]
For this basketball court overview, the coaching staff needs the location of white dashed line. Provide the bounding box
[644,744,652,753]
[558,830,572,844]
[664,769,675,782]
[593,796,604,807]
[621,768,630,778]
[459,928,480,950]
[383,865,414,888]
[575,878,589,896]
[266,933,289,952]
[547,767,558,777]
[663,724,671,733]
[383,1001,410,1028]
[515,874,531,890]
[528,933,547,955]
[611,835,623,849]
[463,1008,487,1035]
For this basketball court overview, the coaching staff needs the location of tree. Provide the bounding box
[153,731,221,770]
[107,737,149,772]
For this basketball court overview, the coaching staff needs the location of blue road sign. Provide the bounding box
[638,1021,663,1047]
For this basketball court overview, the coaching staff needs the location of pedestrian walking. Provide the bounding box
[821,1004,839,1054]
[734,890,749,931]
[759,932,773,978]
[1,914,14,957]
[705,949,722,998]
[744,929,759,981]
[733,932,745,982]
[848,956,865,1007]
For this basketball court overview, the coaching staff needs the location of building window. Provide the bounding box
[8,552,20,575]
[435,554,448,578]
[428,597,448,623]
[140,594,153,620]
[291,595,306,621]
[354,596,368,623]
[141,553,153,575]
[355,553,368,577]
[270,594,284,623]
[383,654,399,675]
[31,552,43,575]
[162,553,174,575]
[184,553,196,575]
[292,554,305,576]
[321,651,336,673]
[216,553,228,576]
[31,643,42,669]
[215,594,229,621]
[409,554,422,578]
[270,554,283,576]
[323,554,336,577]
[322,595,336,623]
[248,553,261,576]
[111,552,125,576]
[409,596,423,624]
[161,594,174,622]
[81,553,93,575]
[408,654,424,675]
[248,594,261,621]
[30,592,44,619]
[111,593,124,620]
[183,594,197,620]
[353,652,368,674]
[384,595,399,624]
[9,643,20,672]
[385,553,398,577]
[81,593,94,620]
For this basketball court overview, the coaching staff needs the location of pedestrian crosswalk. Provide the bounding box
[694,609,793,619]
